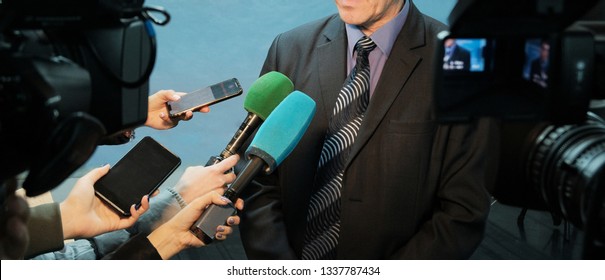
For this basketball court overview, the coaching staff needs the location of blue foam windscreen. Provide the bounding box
[246,90,316,173]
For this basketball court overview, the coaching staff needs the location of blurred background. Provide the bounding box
[45,0,585,260]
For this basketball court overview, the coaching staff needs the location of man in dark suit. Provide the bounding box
[529,40,550,88]
[443,38,471,71]
[239,0,499,259]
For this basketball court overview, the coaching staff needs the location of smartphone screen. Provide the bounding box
[94,136,181,216]
[167,78,243,117]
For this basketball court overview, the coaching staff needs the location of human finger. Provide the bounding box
[150,189,160,198]
[182,111,193,120]
[129,195,150,218]
[155,89,177,101]
[234,198,244,210]
[215,154,239,172]
[186,191,229,213]
[214,225,233,240]
[198,106,210,113]
[226,215,240,226]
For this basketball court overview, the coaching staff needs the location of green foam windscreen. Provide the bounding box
[243,71,294,120]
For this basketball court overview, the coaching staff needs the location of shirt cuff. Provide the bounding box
[166,187,187,209]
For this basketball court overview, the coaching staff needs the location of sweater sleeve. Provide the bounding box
[104,233,162,260]
[25,203,64,258]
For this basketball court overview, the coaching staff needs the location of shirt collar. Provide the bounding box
[345,0,410,58]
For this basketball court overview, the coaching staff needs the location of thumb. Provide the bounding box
[82,164,110,184]
[187,192,230,213]
[151,89,180,104]
[162,90,186,102]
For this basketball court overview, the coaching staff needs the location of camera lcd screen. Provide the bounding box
[442,38,486,72]
[523,38,551,89]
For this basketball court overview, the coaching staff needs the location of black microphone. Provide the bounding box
[191,90,316,243]
[206,71,293,165]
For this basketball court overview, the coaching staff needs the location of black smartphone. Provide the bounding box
[94,136,181,216]
[167,78,243,117]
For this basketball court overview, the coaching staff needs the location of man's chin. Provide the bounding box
[338,11,366,26]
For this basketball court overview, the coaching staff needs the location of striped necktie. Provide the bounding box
[302,36,376,260]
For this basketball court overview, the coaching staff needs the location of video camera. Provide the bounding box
[434,0,604,259]
[0,0,170,198]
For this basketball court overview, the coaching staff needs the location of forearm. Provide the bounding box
[146,226,186,260]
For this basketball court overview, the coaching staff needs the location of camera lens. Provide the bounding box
[525,112,605,228]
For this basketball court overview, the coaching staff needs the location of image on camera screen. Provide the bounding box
[442,38,486,72]
[523,38,551,89]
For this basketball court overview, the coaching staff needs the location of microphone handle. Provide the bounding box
[190,156,266,243]
[205,156,222,166]
[220,112,263,160]
[205,112,262,166]
[223,156,265,201]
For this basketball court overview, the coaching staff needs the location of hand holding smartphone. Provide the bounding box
[167,78,243,118]
[94,136,181,216]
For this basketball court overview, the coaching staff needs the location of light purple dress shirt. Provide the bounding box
[345,1,410,98]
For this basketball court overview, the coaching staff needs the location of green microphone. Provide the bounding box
[206,71,293,165]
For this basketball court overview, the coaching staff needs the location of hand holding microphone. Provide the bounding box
[191,90,317,243]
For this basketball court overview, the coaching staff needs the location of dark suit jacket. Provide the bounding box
[530,58,547,80]
[240,2,500,260]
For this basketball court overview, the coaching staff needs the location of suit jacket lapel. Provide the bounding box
[316,17,347,122]
[345,4,426,170]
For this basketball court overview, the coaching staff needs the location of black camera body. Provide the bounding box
[0,0,145,28]
[435,31,595,124]
[0,0,161,197]
[433,0,605,259]
[434,1,601,124]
